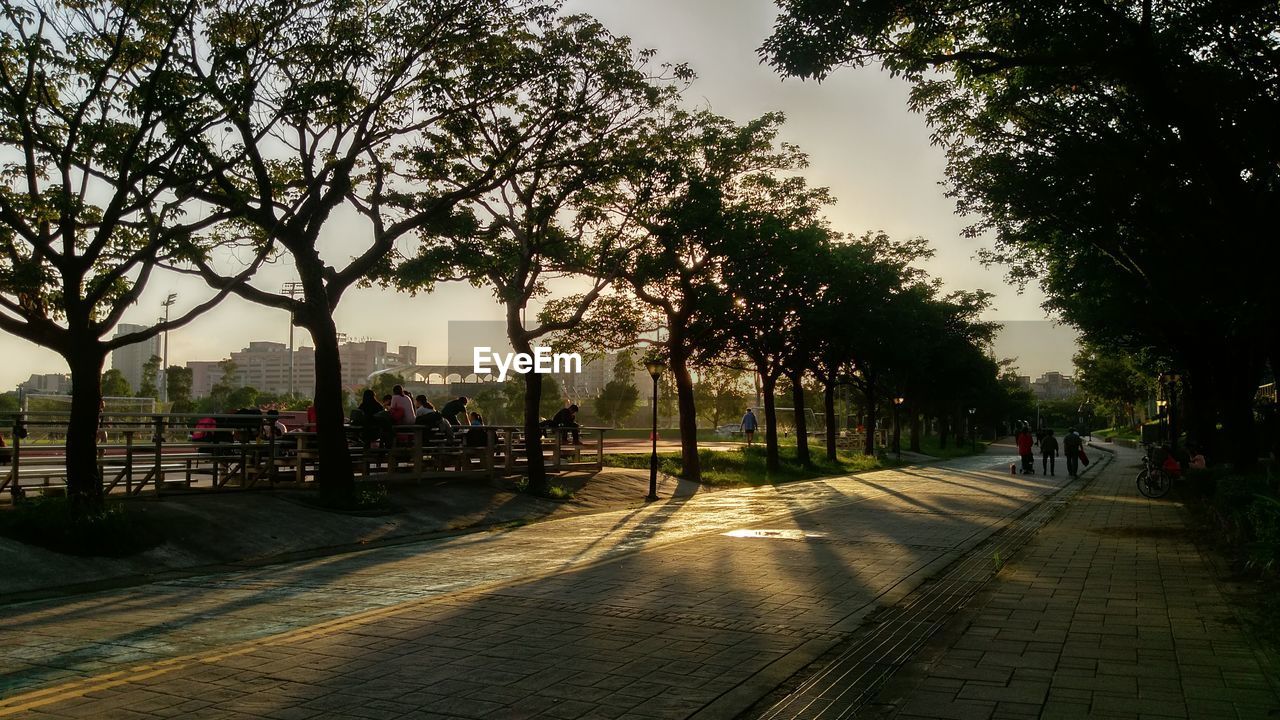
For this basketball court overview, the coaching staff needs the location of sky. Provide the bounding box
[0,0,1077,391]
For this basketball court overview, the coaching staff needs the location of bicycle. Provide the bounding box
[1136,447,1174,498]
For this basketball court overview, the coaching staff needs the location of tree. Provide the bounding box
[594,381,639,428]
[716,170,834,470]
[603,110,811,479]
[803,233,931,460]
[137,356,161,400]
[765,0,1280,466]
[1074,343,1154,428]
[0,0,259,504]
[388,15,682,494]
[101,369,131,398]
[369,373,408,401]
[162,0,558,505]
[166,365,193,413]
[693,365,750,429]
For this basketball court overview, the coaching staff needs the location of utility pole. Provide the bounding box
[160,293,177,404]
[281,282,305,397]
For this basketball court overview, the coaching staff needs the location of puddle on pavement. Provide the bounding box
[723,528,829,541]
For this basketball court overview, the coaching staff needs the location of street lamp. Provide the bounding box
[644,358,665,501]
[160,293,177,404]
[892,396,905,460]
[968,407,977,453]
[281,282,305,397]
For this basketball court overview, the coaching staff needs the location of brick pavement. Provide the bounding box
[0,455,1072,719]
[866,445,1280,720]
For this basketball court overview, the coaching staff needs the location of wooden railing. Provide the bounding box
[0,412,606,502]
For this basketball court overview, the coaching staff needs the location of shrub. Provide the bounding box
[0,497,162,557]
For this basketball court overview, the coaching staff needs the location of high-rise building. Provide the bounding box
[185,338,417,397]
[110,323,161,394]
[19,373,72,395]
[229,341,316,395]
[1030,371,1078,400]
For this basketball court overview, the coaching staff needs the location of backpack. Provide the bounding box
[191,417,217,442]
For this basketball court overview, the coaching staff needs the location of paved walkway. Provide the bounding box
[1,451,1069,719]
[865,445,1280,720]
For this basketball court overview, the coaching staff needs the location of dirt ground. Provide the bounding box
[0,468,707,601]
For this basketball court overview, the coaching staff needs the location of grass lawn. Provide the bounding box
[604,444,893,486]
[604,428,732,442]
[1093,426,1141,441]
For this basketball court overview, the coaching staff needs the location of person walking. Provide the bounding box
[742,408,758,446]
[1015,424,1036,474]
[1063,427,1083,478]
[1040,428,1059,476]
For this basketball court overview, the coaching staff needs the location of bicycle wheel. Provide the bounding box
[1136,469,1156,498]
[1148,470,1172,498]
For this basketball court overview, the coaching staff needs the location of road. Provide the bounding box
[0,444,1079,719]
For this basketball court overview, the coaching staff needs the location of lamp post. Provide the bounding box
[644,358,665,501]
[968,407,977,453]
[892,396,905,460]
[281,282,305,398]
[160,293,177,404]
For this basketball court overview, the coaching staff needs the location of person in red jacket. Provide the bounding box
[1015,425,1036,474]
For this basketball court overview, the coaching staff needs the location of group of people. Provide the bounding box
[353,385,586,447]
[1014,424,1086,478]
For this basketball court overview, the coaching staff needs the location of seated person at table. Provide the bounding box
[415,409,453,444]
[465,412,488,447]
[549,404,581,445]
[414,395,435,417]
[388,385,415,425]
[440,396,469,426]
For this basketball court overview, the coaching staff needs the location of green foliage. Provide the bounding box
[693,366,750,428]
[137,355,161,400]
[594,380,640,427]
[0,392,18,413]
[369,374,407,400]
[101,369,131,397]
[165,365,193,408]
[498,375,564,421]
[764,0,1280,467]
[0,497,162,557]
[1074,343,1154,427]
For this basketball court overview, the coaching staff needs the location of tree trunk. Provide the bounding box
[824,382,837,463]
[506,323,549,495]
[909,408,922,452]
[938,413,949,449]
[790,373,810,465]
[669,340,701,482]
[762,373,780,471]
[522,369,549,494]
[306,313,356,505]
[863,375,877,456]
[65,346,107,508]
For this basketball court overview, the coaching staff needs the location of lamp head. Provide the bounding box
[645,359,665,380]
[893,397,905,406]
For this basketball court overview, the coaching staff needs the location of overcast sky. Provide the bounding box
[0,0,1078,391]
